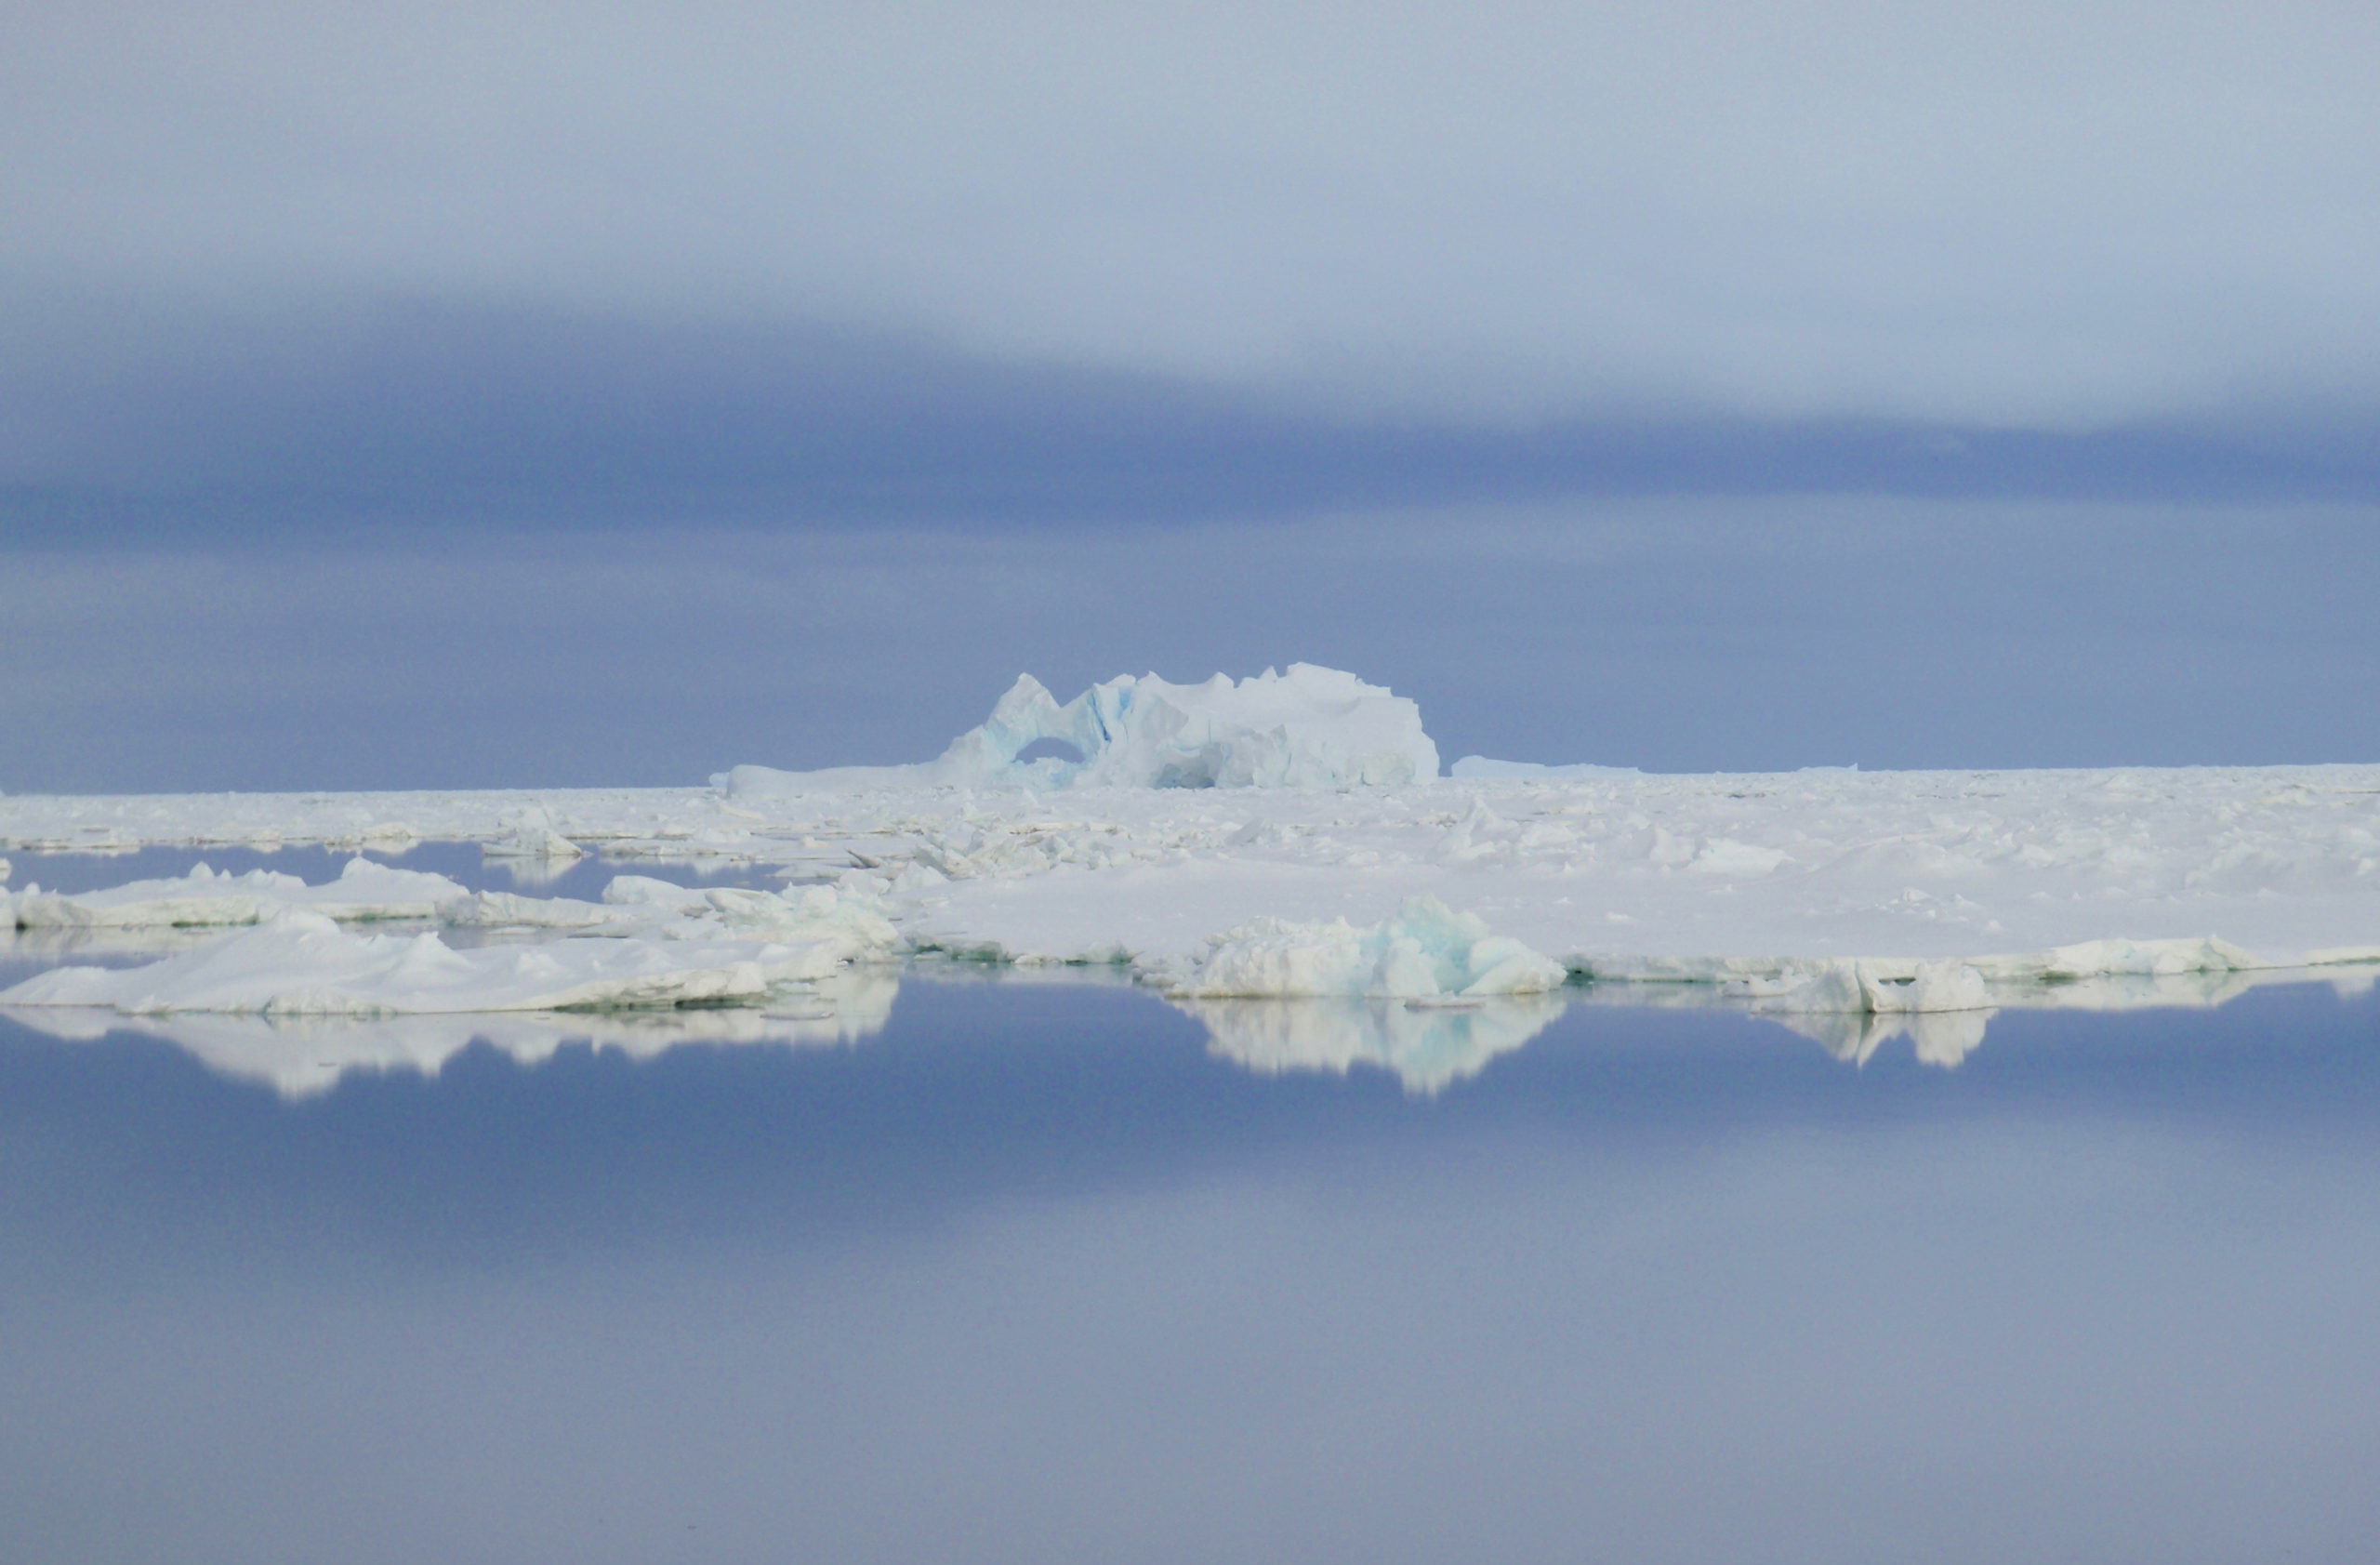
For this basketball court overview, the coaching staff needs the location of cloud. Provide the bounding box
[7,1,2379,440]
[2,290,2374,527]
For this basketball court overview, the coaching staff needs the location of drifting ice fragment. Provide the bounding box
[1727,957,1991,1015]
[482,804,586,860]
[0,908,858,1015]
[721,665,1438,794]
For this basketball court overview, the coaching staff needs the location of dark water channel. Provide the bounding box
[3,975,2377,1564]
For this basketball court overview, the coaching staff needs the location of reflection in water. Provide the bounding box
[6,968,2380,1564]
[1177,993,1569,1094]
[0,971,897,1099]
[7,940,2377,1098]
[1765,1006,1994,1068]
[2,920,244,964]
[488,854,582,890]
[1584,964,2380,1069]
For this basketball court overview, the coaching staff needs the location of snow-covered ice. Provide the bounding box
[1166,896,1567,1001]
[7,856,469,928]
[3,880,899,1017]
[6,667,2378,1040]
[5,908,839,1015]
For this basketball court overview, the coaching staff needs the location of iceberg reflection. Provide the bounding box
[1173,992,1570,1094]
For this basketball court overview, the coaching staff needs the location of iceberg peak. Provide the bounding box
[722,664,1438,795]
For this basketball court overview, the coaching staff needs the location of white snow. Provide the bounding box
[721,665,1437,795]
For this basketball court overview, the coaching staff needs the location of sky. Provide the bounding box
[3,2,2375,789]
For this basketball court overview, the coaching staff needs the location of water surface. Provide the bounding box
[3,975,2376,1563]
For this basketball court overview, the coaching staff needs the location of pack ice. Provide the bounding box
[7,665,2380,1035]
[4,877,898,1017]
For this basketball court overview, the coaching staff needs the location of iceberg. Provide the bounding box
[721,664,1437,795]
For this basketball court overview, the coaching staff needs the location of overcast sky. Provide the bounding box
[5,4,2375,787]
[6,0,2378,517]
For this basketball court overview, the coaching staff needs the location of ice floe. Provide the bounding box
[1726,957,1991,1016]
[0,879,901,1017]
[7,857,469,928]
[4,910,814,1015]
[481,803,587,861]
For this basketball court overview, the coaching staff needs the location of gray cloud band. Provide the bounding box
[6,0,2378,447]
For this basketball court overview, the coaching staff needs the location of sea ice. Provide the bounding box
[1726,957,1991,1015]
[481,803,587,860]
[0,909,848,1015]
[6,667,2379,1015]
[1167,896,1567,1000]
[1448,757,1642,779]
[0,881,900,1017]
[8,857,469,928]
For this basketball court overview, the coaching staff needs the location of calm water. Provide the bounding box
[4,974,2378,1563]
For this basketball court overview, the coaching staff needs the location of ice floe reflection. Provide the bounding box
[1183,963,2380,1086]
[6,957,2374,1099]
[0,971,898,1100]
